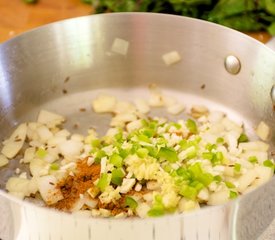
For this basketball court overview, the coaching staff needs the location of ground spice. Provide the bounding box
[53,157,100,211]
[52,157,150,216]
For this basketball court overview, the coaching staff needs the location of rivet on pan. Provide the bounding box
[271,85,275,104]
[224,55,241,75]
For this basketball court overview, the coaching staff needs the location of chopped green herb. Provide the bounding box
[188,163,203,179]
[125,196,138,210]
[202,152,214,160]
[95,150,107,163]
[263,160,274,169]
[229,191,238,199]
[234,163,241,173]
[186,119,198,134]
[190,180,204,191]
[147,208,165,217]
[137,148,149,158]
[50,163,59,171]
[238,133,248,143]
[158,147,178,163]
[179,185,197,200]
[137,134,151,143]
[111,168,125,186]
[147,195,165,217]
[97,173,111,192]
[110,153,123,168]
[198,173,214,186]
[145,146,158,158]
[225,181,236,189]
[214,175,222,182]
[216,137,224,144]
[36,148,47,158]
[206,143,217,151]
[91,139,101,148]
[248,156,258,164]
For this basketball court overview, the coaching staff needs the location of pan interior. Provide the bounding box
[0,86,257,190]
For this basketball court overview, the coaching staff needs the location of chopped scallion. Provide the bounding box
[263,160,274,169]
[229,191,238,199]
[36,148,47,158]
[225,181,236,189]
[248,156,258,164]
[179,185,197,200]
[158,147,178,163]
[110,153,123,168]
[125,196,138,210]
[186,119,198,134]
[238,133,248,143]
[97,173,111,192]
[234,163,241,173]
[50,163,59,171]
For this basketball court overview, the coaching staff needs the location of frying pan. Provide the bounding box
[0,13,275,240]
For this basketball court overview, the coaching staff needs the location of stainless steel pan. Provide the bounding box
[0,13,275,240]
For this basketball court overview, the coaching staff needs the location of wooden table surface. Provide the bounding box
[0,0,92,43]
[0,1,272,44]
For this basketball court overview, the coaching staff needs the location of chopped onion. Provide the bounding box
[1,123,27,159]
[178,198,200,212]
[58,139,83,157]
[166,103,185,115]
[237,169,257,193]
[208,189,229,205]
[136,202,150,218]
[0,154,8,167]
[114,101,136,114]
[37,175,64,205]
[120,178,136,194]
[110,113,137,127]
[256,121,270,141]
[191,105,209,118]
[111,38,129,56]
[37,110,65,128]
[6,177,38,198]
[30,158,49,177]
[92,95,117,113]
[148,85,164,107]
[162,51,181,66]
[134,99,150,114]
[23,147,36,163]
[36,125,53,143]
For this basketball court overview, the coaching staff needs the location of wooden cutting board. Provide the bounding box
[0,0,92,43]
[0,1,272,43]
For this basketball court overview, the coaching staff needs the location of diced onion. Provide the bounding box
[256,121,270,141]
[92,95,117,113]
[37,175,64,205]
[0,154,8,167]
[111,38,129,56]
[37,110,65,128]
[1,123,27,159]
[162,51,181,66]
